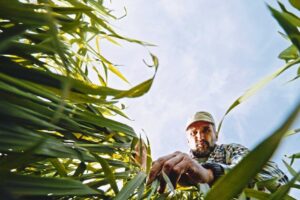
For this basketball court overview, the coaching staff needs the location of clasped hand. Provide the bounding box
[147,151,213,193]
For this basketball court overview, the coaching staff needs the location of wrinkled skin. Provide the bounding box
[147,121,217,193]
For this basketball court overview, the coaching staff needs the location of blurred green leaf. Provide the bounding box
[256,177,280,193]
[244,188,270,199]
[114,172,147,200]
[206,100,300,200]
[50,158,68,177]
[269,171,300,200]
[288,152,300,159]
[268,5,300,51]
[284,128,300,136]
[289,0,300,10]
[282,160,300,182]
[0,171,100,196]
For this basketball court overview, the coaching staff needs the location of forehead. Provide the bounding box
[186,121,213,130]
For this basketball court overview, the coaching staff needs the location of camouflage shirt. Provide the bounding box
[192,143,288,189]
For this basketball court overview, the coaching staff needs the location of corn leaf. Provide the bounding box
[205,99,300,200]
[114,172,147,200]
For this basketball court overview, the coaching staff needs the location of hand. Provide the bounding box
[147,151,214,193]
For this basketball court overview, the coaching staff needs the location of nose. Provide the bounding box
[199,131,205,140]
[194,130,205,140]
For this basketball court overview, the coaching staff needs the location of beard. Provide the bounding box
[191,142,215,158]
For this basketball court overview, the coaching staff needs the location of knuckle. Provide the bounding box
[172,166,181,174]
[182,153,190,160]
[149,170,156,177]
[183,152,189,157]
[157,158,164,163]
[163,162,172,170]
[149,170,154,176]
[151,161,158,167]
[174,151,181,155]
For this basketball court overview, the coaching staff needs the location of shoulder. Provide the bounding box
[221,143,249,153]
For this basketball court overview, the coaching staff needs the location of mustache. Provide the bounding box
[197,140,209,146]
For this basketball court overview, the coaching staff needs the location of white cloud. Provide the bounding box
[101,1,300,165]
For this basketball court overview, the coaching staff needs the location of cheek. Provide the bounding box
[187,135,196,148]
[207,134,216,145]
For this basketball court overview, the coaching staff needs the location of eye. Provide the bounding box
[203,127,210,133]
[191,130,197,136]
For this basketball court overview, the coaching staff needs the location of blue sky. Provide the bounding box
[100,0,300,196]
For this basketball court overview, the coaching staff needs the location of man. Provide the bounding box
[147,111,288,193]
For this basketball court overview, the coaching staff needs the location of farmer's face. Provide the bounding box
[186,121,217,157]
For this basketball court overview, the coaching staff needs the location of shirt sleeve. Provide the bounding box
[214,143,249,173]
[254,161,289,189]
[207,143,288,188]
[203,143,249,184]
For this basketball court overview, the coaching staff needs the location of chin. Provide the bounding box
[191,149,211,158]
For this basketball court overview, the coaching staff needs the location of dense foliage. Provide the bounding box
[0,0,300,200]
[0,0,157,199]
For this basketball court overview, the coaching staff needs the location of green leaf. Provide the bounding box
[162,171,175,192]
[93,153,119,195]
[0,100,63,130]
[0,136,45,170]
[76,110,137,137]
[268,5,300,51]
[205,100,300,200]
[49,159,68,177]
[137,181,145,200]
[73,162,86,177]
[244,188,270,200]
[107,63,130,84]
[114,172,147,200]
[283,160,300,182]
[0,171,100,196]
[114,53,158,99]
[0,1,49,26]
[269,171,300,200]
[288,152,300,159]
[146,180,159,200]
[146,136,152,174]
[217,58,300,133]
[256,177,280,192]
[279,45,299,62]
[289,0,300,10]
[292,184,300,189]
[51,6,92,14]
[284,128,300,136]
[0,124,94,161]
[0,24,30,52]
[0,56,159,99]
[286,66,300,82]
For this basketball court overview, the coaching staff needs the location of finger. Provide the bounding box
[147,153,177,185]
[174,158,190,172]
[178,159,203,184]
[169,170,182,189]
[162,153,185,175]
[178,173,193,186]
[168,158,190,188]
[158,175,166,194]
